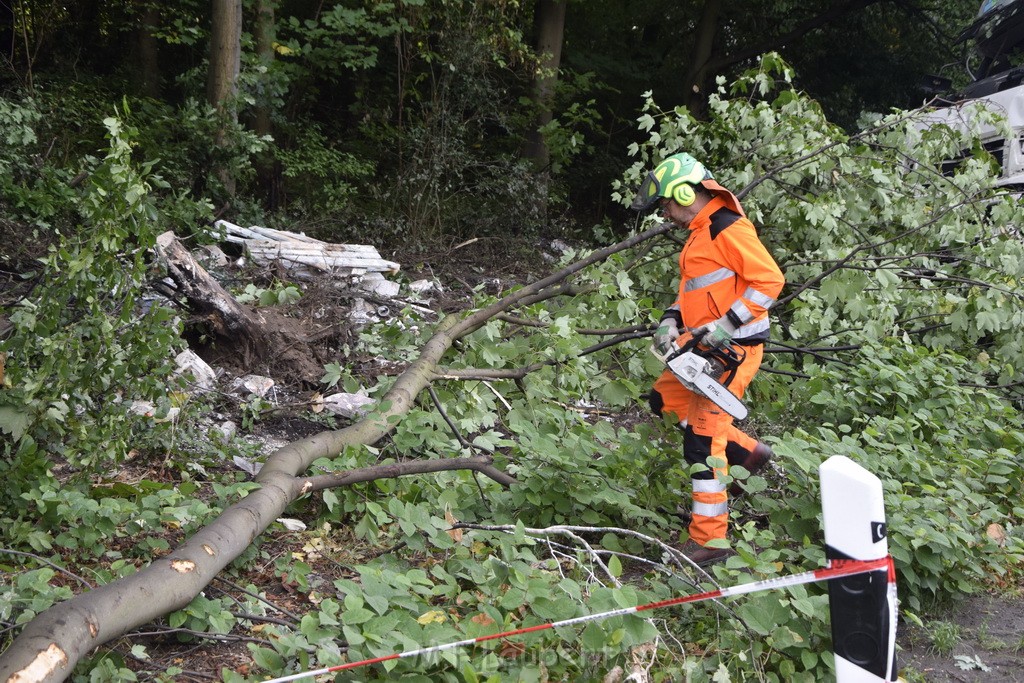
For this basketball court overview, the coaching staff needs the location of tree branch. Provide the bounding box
[434,330,650,381]
[0,548,94,589]
[300,455,517,493]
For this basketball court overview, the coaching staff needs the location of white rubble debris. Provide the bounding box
[129,400,179,422]
[357,272,401,298]
[233,455,262,476]
[550,239,572,254]
[174,350,216,392]
[276,518,307,531]
[214,220,400,278]
[409,279,440,295]
[349,298,385,327]
[217,420,237,441]
[322,391,375,419]
[233,374,276,398]
[194,244,229,268]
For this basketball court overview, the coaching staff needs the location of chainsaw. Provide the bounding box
[651,332,749,420]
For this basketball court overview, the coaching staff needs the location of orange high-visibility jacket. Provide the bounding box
[672,194,784,342]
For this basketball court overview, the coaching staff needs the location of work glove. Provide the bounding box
[693,316,738,349]
[653,318,680,356]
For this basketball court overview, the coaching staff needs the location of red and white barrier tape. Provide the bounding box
[260,556,894,683]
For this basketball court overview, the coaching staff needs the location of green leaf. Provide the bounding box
[457,662,480,683]
[736,596,790,636]
[581,622,606,650]
[341,606,375,625]
[250,646,284,671]
[0,406,31,440]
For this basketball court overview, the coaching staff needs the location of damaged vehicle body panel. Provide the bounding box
[925,0,1024,189]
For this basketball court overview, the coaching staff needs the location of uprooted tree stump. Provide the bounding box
[154,231,325,383]
[0,223,671,683]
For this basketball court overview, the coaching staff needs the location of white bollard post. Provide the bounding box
[820,455,899,682]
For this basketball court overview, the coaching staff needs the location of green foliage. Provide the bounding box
[125,96,263,211]
[236,281,303,307]
[768,343,1024,612]
[0,94,81,242]
[347,1,543,243]
[619,53,1024,380]
[0,568,75,630]
[273,124,375,209]
[927,620,962,656]
[244,54,1024,681]
[0,113,184,481]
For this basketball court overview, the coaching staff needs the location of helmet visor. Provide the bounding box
[630,171,662,212]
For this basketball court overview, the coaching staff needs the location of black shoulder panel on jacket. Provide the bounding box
[709,207,742,240]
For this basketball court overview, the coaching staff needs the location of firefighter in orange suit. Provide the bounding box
[632,153,785,566]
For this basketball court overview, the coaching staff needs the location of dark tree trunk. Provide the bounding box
[207,0,243,196]
[523,0,566,225]
[523,0,566,173]
[681,0,722,118]
[253,0,280,210]
[133,5,162,98]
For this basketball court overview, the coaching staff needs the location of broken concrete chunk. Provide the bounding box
[174,350,216,392]
[232,374,276,398]
[233,455,262,476]
[409,278,442,294]
[322,391,376,419]
[129,400,180,423]
[358,272,401,298]
[217,420,237,441]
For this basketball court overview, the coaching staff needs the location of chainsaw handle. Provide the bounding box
[678,328,707,354]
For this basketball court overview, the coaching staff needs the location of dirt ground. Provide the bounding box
[898,591,1024,682]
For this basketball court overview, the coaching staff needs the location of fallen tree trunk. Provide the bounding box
[0,222,670,683]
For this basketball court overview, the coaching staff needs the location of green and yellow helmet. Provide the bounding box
[631,153,714,212]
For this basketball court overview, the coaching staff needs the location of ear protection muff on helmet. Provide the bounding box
[630,152,714,212]
[672,182,697,207]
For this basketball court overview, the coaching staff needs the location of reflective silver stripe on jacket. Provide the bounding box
[735,317,770,338]
[693,501,729,517]
[684,267,735,292]
[743,286,776,309]
[729,300,754,324]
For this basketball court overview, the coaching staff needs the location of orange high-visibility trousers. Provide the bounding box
[650,343,764,545]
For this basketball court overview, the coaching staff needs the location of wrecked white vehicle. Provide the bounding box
[923,0,1024,190]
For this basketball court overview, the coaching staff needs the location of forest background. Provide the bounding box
[2,0,1024,681]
